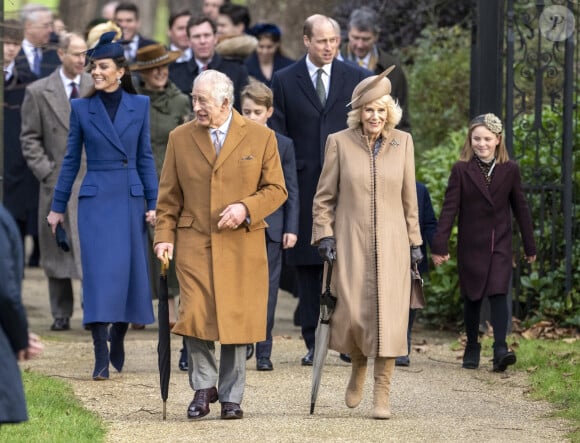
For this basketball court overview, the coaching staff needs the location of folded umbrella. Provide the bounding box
[157,252,170,420]
[310,257,336,415]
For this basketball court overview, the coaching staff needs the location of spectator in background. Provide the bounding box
[341,6,411,132]
[202,0,230,21]
[114,2,156,63]
[167,10,193,64]
[20,33,92,332]
[395,181,437,366]
[240,81,299,371]
[215,4,257,61]
[169,15,249,111]
[244,23,294,88]
[0,202,44,425]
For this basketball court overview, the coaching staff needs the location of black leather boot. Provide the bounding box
[462,342,481,369]
[91,323,110,380]
[493,342,516,372]
[109,322,129,372]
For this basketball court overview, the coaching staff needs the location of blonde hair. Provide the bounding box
[346,95,402,133]
[86,21,122,49]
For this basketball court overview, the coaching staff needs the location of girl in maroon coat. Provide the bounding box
[431,113,536,372]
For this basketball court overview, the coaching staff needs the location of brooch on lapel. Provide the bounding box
[389,139,400,147]
[241,155,254,161]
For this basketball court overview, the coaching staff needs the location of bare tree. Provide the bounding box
[168,0,203,14]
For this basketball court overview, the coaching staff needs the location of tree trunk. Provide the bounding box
[59,0,100,35]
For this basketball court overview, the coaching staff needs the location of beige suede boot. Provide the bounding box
[345,347,368,408]
[372,357,395,419]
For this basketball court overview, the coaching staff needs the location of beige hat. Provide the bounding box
[130,44,181,71]
[348,65,396,109]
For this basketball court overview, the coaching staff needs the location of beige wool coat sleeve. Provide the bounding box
[154,111,287,344]
[312,127,422,357]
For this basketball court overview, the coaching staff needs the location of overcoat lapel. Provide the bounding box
[296,58,324,112]
[41,71,70,129]
[87,93,126,155]
[214,112,246,171]
[466,159,494,206]
[325,61,345,111]
[191,121,217,166]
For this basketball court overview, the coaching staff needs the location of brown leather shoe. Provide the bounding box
[187,387,218,419]
[220,402,243,419]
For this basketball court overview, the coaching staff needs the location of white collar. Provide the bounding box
[59,68,81,85]
[211,111,233,138]
[305,55,331,79]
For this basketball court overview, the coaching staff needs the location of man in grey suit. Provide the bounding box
[270,14,369,365]
[20,32,92,331]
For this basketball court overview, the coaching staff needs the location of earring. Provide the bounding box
[117,77,121,85]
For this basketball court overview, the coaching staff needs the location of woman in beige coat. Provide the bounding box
[312,69,423,419]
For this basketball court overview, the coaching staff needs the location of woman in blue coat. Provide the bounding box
[47,32,158,380]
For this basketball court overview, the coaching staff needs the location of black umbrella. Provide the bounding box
[157,252,170,420]
[310,257,337,415]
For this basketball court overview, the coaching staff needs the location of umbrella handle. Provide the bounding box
[161,251,169,276]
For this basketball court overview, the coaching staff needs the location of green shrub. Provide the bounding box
[416,128,466,327]
[407,25,470,155]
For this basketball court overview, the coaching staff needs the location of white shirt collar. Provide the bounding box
[59,68,81,96]
[211,111,233,140]
[4,61,15,80]
[170,44,192,63]
[194,57,212,72]
[305,55,332,80]
[22,39,40,67]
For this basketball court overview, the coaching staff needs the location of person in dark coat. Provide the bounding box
[395,181,438,367]
[269,14,370,366]
[169,15,249,111]
[0,203,44,425]
[244,23,294,88]
[431,113,536,372]
[3,19,38,266]
[47,32,158,381]
[240,81,299,371]
[340,6,411,132]
[113,2,157,63]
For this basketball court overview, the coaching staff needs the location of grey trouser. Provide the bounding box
[184,336,246,404]
[49,277,74,319]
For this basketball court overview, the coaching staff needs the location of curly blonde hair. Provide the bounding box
[346,95,402,134]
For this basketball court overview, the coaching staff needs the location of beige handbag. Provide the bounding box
[410,262,426,309]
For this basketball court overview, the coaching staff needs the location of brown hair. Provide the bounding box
[240,80,273,109]
[460,114,510,163]
[2,19,23,43]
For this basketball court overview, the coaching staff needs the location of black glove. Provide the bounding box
[411,245,423,265]
[318,237,336,262]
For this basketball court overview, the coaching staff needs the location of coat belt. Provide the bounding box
[87,159,136,170]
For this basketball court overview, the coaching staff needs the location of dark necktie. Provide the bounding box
[33,47,42,76]
[316,68,326,107]
[70,82,79,100]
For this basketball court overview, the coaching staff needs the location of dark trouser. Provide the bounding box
[295,265,323,350]
[464,294,509,346]
[256,238,282,359]
[48,277,74,319]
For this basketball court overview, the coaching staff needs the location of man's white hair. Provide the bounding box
[193,70,234,109]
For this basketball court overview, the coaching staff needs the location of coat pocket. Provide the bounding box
[130,184,144,196]
[177,215,195,228]
[79,184,97,198]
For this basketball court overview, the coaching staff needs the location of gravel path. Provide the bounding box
[21,267,572,442]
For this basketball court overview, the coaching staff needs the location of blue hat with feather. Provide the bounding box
[86,31,124,60]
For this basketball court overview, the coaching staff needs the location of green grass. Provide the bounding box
[0,370,106,443]
[479,336,580,441]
